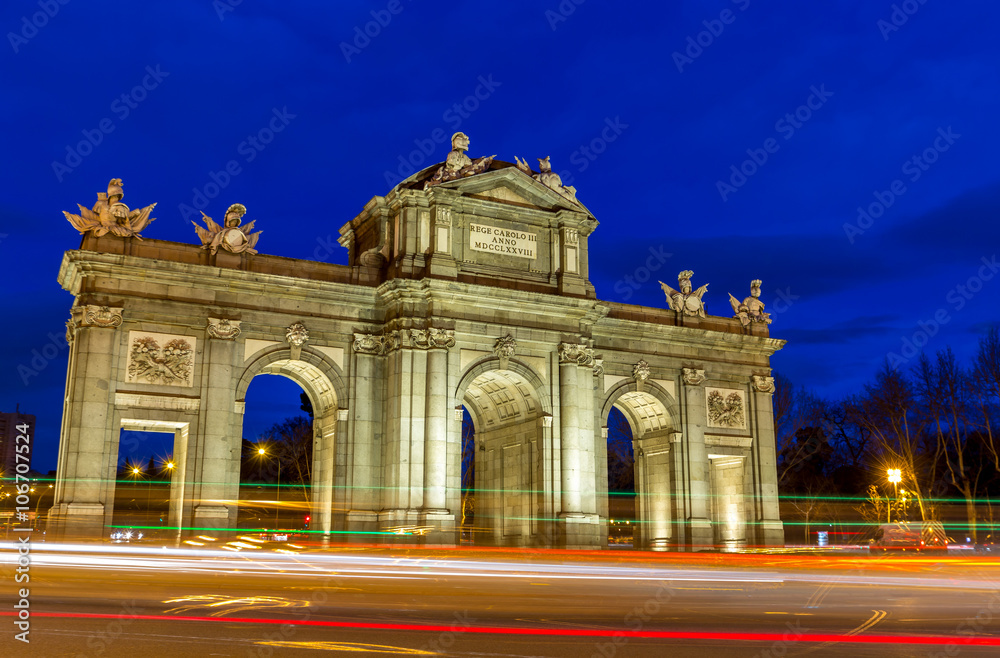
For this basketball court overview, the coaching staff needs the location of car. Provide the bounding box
[975,533,1000,554]
[869,521,948,553]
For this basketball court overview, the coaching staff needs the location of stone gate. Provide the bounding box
[49,136,784,549]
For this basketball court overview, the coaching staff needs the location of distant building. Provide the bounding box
[0,408,35,477]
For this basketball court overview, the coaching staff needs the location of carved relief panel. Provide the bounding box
[124,331,197,387]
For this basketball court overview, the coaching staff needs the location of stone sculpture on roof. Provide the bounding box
[728,279,772,328]
[193,203,262,255]
[660,270,709,318]
[424,132,495,188]
[63,178,157,239]
[514,155,579,204]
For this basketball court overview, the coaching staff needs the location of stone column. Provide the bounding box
[191,320,240,530]
[558,345,582,516]
[49,305,123,537]
[682,367,713,551]
[346,332,383,536]
[751,375,784,546]
[557,342,600,547]
[422,329,455,515]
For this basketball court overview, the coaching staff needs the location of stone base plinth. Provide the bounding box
[46,502,106,540]
[687,518,714,552]
[558,513,602,549]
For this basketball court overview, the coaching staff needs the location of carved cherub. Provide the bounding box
[659,270,709,318]
[728,279,772,328]
[63,178,157,239]
[193,203,262,255]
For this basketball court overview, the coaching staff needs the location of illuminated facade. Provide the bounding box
[49,146,784,550]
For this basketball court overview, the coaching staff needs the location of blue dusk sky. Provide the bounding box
[1,1,998,471]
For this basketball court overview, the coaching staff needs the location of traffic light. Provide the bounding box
[304,515,310,529]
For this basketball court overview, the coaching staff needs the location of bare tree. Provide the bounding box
[847,360,934,521]
[972,326,1000,469]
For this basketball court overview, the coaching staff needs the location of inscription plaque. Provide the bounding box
[469,223,537,259]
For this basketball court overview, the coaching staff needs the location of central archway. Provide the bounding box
[602,381,678,551]
[457,359,552,546]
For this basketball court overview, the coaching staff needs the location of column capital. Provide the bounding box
[558,341,594,367]
[353,331,386,355]
[72,305,123,329]
[682,367,706,386]
[207,317,242,340]
[752,375,775,394]
[411,327,455,350]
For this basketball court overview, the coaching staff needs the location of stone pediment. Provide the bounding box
[439,166,593,216]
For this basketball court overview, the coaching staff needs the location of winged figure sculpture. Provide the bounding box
[63,178,156,239]
[659,270,709,318]
[193,203,261,255]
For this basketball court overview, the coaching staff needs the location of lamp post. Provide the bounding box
[258,446,281,531]
[887,468,902,523]
[161,460,175,526]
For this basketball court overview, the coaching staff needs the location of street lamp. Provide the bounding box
[887,468,902,523]
[257,446,281,531]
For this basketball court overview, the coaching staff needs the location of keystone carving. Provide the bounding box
[207,318,242,340]
[682,367,706,386]
[633,359,650,391]
[632,360,650,382]
[285,322,309,347]
[494,334,516,369]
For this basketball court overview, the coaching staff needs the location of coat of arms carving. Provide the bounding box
[126,333,195,386]
[707,388,745,429]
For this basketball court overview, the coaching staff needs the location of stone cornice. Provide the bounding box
[59,250,377,309]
